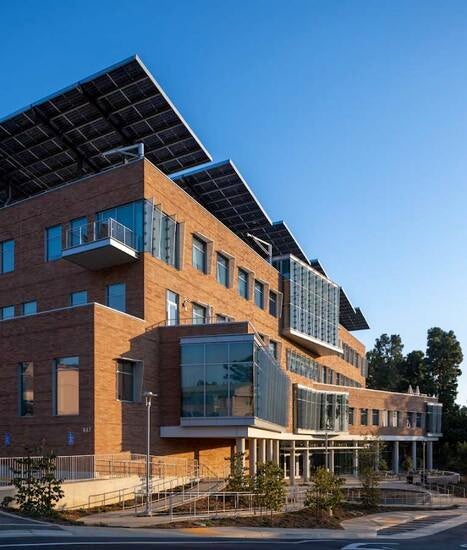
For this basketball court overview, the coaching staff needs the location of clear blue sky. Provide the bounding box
[2,0,466,404]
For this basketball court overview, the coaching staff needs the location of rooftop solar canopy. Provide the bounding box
[172,160,309,263]
[0,55,211,206]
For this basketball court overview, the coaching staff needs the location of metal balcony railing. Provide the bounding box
[64,218,136,251]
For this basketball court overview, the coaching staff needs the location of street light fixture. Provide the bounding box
[143,391,157,517]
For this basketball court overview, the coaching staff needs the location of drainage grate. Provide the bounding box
[377,514,460,535]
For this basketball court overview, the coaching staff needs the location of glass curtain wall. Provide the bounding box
[181,335,289,426]
[295,386,349,432]
[274,256,340,349]
[426,403,442,434]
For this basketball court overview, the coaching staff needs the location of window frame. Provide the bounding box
[192,236,207,274]
[166,290,180,326]
[0,240,15,274]
[70,291,88,307]
[21,301,37,316]
[269,290,278,317]
[192,303,207,325]
[53,356,80,416]
[106,283,126,313]
[18,362,34,417]
[1,305,15,320]
[360,408,368,426]
[216,253,229,287]
[254,280,264,309]
[238,268,249,299]
[45,225,62,262]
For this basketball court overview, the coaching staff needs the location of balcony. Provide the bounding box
[62,218,138,270]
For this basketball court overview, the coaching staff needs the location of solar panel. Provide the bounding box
[172,160,309,262]
[339,288,370,331]
[0,55,211,206]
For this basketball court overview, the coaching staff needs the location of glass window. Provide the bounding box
[238,268,249,299]
[166,290,179,326]
[69,217,88,247]
[216,314,230,323]
[1,240,14,273]
[181,344,205,365]
[21,301,37,316]
[216,253,229,287]
[205,364,229,416]
[46,225,62,261]
[116,360,135,401]
[269,291,278,317]
[192,236,207,273]
[1,305,15,320]
[205,343,229,364]
[349,407,354,425]
[106,283,126,313]
[181,365,205,417]
[372,409,380,426]
[360,408,368,425]
[55,357,79,416]
[230,342,254,363]
[416,412,422,428]
[192,303,207,325]
[96,200,143,250]
[268,340,278,359]
[70,291,88,306]
[254,280,264,308]
[230,364,253,417]
[150,204,180,267]
[19,362,34,417]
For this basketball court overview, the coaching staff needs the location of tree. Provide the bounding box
[253,461,286,522]
[12,451,64,517]
[398,350,427,393]
[225,452,251,492]
[366,334,404,391]
[304,467,344,519]
[425,327,463,413]
[358,440,383,509]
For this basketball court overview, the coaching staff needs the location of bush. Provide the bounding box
[12,451,64,517]
[253,461,287,521]
[305,467,344,519]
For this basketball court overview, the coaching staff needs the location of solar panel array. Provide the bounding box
[172,160,309,262]
[0,56,210,206]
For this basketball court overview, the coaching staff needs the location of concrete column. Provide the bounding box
[329,449,335,473]
[236,438,246,468]
[273,440,280,465]
[304,447,310,482]
[267,439,274,462]
[289,446,296,485]
[392,441,399,474]
[412,441,417,470]
[258,439,266,464]
[353,442,359,477]
[427,441,433,470]
[249,439,257,477]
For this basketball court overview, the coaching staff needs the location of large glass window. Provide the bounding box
[372,409,380,426]
[216,253,229,287]
[54,357,79,416]
[360,408,368,425]
[70,291,88,306]
[295,387,348,432]
[19,362,34,416]
[1,240,14,273]
[192,303,207,325]
[116,360,135,402]
[181,336,289,426]
[21,301,37,316]
[238,268,249,299]
[1,305,15,320]
[96,200,143,250]
[46,225,62,261]
[69,217,88,247]
[166,290,179,326]
[192,236,207,273]
[427,403,442,434]
[254,280,264,308]
[106,283,126,313]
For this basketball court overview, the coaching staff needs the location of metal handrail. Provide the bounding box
[64,218,136,250]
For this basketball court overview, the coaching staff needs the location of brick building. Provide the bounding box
[0,56,442,480]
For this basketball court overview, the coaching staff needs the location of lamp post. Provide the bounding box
[143,391,156,516]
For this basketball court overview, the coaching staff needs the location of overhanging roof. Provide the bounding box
[0,55,211,207]
[172,160,309,262]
